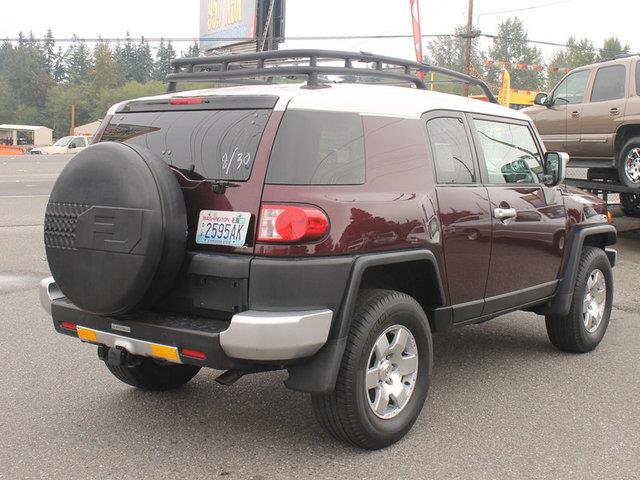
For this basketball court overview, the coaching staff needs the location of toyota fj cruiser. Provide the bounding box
[40,50,617,450]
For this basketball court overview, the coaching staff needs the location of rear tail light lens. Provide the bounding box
[258,204,329,243]
[169,96,206,105]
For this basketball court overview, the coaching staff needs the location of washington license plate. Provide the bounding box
[195,210,251,247]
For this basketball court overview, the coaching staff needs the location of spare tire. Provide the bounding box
[44,142,187,316]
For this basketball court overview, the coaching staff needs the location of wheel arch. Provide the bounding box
[615,123,640,156]
[539,224,616,317]
[285,249,445,394]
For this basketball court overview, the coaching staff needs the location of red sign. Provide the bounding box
[409,0,424,79]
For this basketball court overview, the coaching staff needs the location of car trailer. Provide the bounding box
[565,173,640,231]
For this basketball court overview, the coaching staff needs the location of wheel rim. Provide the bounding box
[624,148,640,183]
[582,269,607,334]
[365,325,418,419]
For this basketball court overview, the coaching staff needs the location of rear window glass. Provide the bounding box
[591,65,626,102]
[101,109,271,181]
[266,110,365,185]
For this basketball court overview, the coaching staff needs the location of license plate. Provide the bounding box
[195,210,251,246]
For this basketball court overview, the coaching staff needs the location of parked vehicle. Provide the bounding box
[523,54,640,215]
[29,135,92,154]
[40,51,617,450]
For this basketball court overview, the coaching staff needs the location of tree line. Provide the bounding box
[427,17,631,93]
[0,30,201,138]
[0,19,633,139]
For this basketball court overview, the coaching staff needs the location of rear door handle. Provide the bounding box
[610,107,620,116]
[493,208,517,220]
[571,111,580,118]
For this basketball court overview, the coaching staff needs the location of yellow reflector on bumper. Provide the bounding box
[150,343,179,362]
[77,327,97,342]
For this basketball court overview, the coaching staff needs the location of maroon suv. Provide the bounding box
[40,51,617,449]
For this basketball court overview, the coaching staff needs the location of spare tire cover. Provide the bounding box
[44,142,186,315]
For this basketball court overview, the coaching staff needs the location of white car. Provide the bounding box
[30,136,92,155]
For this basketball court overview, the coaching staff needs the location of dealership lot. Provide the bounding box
[1,154,639,479]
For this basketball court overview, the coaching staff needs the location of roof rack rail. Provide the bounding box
[166,49,498,103]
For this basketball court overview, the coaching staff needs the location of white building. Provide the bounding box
[0,124,53,147]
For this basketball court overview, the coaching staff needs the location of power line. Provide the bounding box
[1,33,616,53]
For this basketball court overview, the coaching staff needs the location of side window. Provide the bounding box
[69,138,81,148]
[591,65,626,102]
[551,70,590,105]
[474,120,544,184]
[426,117,476,184]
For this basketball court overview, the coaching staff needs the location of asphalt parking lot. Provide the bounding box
[1,154,639,479]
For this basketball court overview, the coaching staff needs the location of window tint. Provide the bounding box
[474,120,544,184]
[266,110,365,185]
[552,70,590,105]
[591,65,626,102]
[426,117,475,184]
[102,110,271,181]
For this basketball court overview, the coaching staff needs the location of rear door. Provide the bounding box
[99,95,280,254]
[579,64,628,159]
[469,115,566,314]
[425,112,492,323]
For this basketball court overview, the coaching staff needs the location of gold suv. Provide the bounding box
[523,54,640,194]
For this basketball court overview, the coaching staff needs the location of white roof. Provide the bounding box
[0,124,52,131]
[108,83,528,121]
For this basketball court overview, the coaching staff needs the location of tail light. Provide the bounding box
[59,321,77,332]
[257,204,329,243]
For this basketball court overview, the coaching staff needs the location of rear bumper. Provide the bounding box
[40,277,332,367]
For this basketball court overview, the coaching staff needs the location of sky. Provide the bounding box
[1,0,639,63]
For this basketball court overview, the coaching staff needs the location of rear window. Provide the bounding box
[266,110,365,185]
[101,109,271,181]
[591,65,626,102]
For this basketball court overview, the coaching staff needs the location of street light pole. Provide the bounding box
[463,0,474,97]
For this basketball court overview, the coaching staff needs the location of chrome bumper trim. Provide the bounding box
[220,309,333,361]
[39,277,64,315]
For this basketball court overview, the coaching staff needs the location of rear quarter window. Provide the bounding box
[266,110,365,185]
[101,109,271,181]
[591,65,626,102]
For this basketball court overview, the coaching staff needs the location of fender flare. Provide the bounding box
[285,249,445,394]
[542,224,616,316]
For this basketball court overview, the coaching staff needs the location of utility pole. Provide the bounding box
[69,104,76,136]
[463,0,474,97]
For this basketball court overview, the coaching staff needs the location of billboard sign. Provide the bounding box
[200,0,258,50]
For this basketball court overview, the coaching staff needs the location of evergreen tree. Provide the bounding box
[153,38,176,81]
[132,36,153,83]
[597,37,631,62]
[0,40,13,73]
[121,32,137,81]
[52,46,67,83]
[66,35,93,84]
[185,41,200,58]
[43,29,56,75]
[547,37,596,89]
[91,40,123,90]
[486,17,544,90]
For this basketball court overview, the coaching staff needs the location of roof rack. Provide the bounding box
[166,49,498,103]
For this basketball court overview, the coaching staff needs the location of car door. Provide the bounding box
[425,113,492,323]
[469,115,567,315]
[548,69,592,157]
[579,63,628,159]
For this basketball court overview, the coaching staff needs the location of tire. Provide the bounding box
[545,247,613,353]
[311,289,433,450]
[617,137,640,190]
[620,192,640,218]
[104,356,200,391]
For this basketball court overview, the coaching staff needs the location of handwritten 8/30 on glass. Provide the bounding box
[221,147,251,175]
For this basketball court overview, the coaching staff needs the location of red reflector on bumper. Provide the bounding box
[59,321,77,332]
[180,348,207,360]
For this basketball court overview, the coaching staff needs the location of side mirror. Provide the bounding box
[543,151,569,187]
[534,92,549,106]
